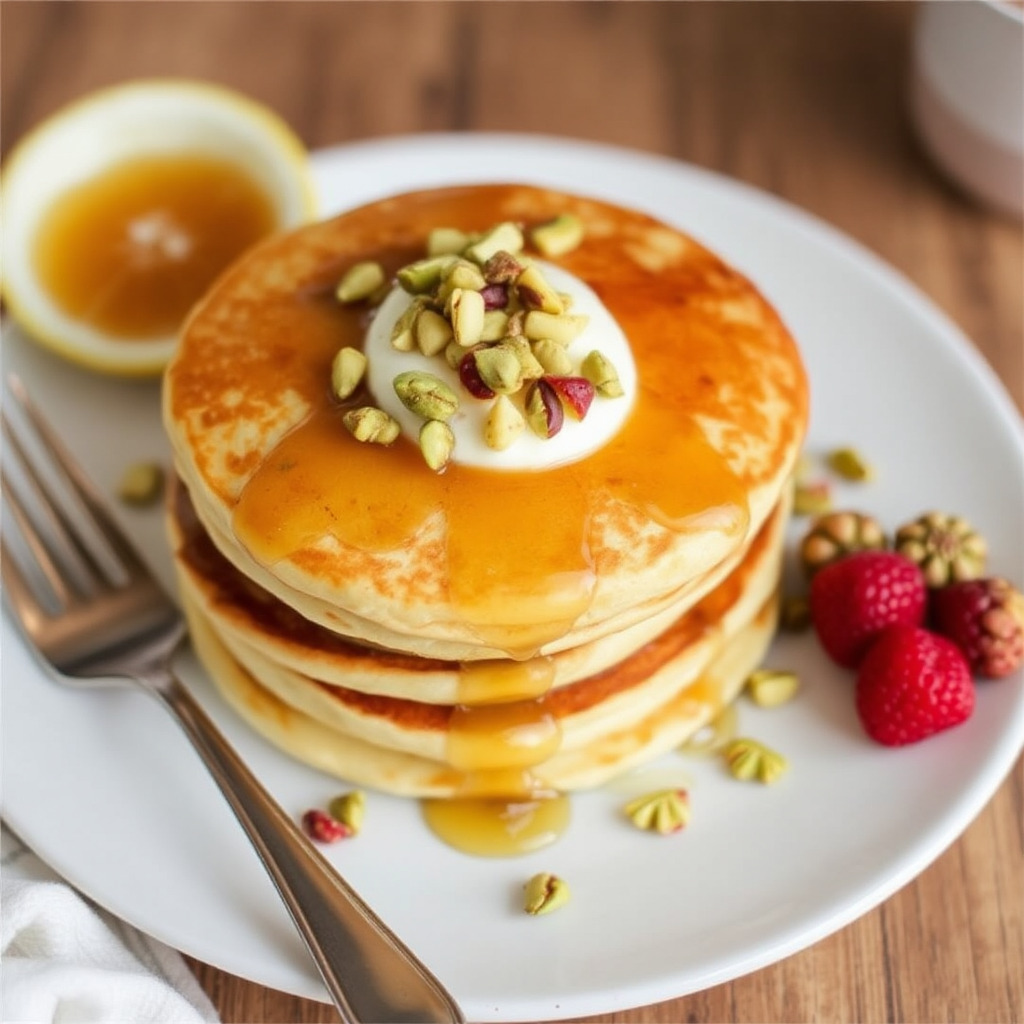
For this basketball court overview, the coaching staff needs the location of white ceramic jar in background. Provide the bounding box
[909,0,1023,218]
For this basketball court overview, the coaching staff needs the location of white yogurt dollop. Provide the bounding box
[364,262,637,471]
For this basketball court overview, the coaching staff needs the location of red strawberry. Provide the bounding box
[931,577,1024,678]
[855,625,975,745]
[810,551,927,667]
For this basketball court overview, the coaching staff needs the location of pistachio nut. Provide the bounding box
[464,222,525,265]
[479,309,510,342]
[419,419,456,472]
[330,346,368,400]
[524,378,564,439]
[503,336,545,380]
[530,213,584,258]
[117,461,164,506]
[473,344,524,395]
[327,790,366,835]
[523,872,570,916]
[414,308,454,357]
[623,789,691,835]
[531,338,574,376]
[427,226,470,256]
[397,254,456,294]
[335,261,386,304]
[481,249,524,284]
[744,669,800,708]
[723,737,788,784]
[390,298,424,352]
[516,264,564,314]
[580,349,624,398]
[793,480,833,517]
[343,406,401,445]
[522,310,589,346]
[483,394,525,451]
[827,446,874,482]
[450,287,486,347]
[393,370,459,421]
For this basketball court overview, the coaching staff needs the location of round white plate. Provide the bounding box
[3,134,1023,1022]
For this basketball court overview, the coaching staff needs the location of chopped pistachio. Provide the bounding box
[393,370,459,421]
[623,789,690,834]
[397,254,456,294]
[580,349,624,397]
[745,669,800,708]
[427,226,470,256]
[117,461,164,506]
[503,336,545,380]
[330,346,367,400]
[531,338,574,376]
[523,872,570,916]
[414,308,454,356]
[723,737,788,784]
[827,446,874,482]
[530,213,585,258]
[390,299,424,352]
[484,394,525,451]
[327,791,366,835]
[343,406,400,445]
[516,264,564,314]
[464,222,525,265]
[474,344,523,395]
[479,309,510,342]
[793,480,833,516]
[522,310,589,346]
[335,261,386,304]
[450,288,486,347]
[419,419,455,472]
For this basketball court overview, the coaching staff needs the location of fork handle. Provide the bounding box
[149,669,464,1024]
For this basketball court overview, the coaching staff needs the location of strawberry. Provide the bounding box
[809,550,927,667]
[931,577,1024,678]
[855,625,975,745]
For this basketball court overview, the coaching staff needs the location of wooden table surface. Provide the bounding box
[3,3,1021,1022]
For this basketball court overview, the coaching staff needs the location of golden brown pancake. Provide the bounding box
[163,184,808,823]
[164,184,808,662]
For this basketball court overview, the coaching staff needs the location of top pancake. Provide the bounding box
[163,184,808,659]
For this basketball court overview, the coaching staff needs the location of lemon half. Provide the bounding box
[1,79,318,376]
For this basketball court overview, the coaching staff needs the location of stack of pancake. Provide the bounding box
[163,184,808,818]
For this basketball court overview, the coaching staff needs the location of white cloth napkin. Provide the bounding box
[2,823,220,1024]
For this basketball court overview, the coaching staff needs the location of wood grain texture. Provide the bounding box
[3,3,1021,1022]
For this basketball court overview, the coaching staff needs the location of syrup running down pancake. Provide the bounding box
[163,183,808,854]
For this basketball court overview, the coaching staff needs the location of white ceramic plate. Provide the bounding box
[3,135,1023,1022]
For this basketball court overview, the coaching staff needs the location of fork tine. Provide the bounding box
[0,533,53,631]
[1,463,81,606]
[1,405,113,592]
[5,374,146,580]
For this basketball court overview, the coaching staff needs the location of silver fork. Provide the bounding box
[0,374,464,1024]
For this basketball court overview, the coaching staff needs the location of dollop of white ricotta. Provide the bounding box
[364,262,637,471]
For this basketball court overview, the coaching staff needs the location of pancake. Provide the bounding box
[164,183,808,662]
[169,472,789,703]
[171,484,784,765]
[163,183,808,851]
[183,586,778,796]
